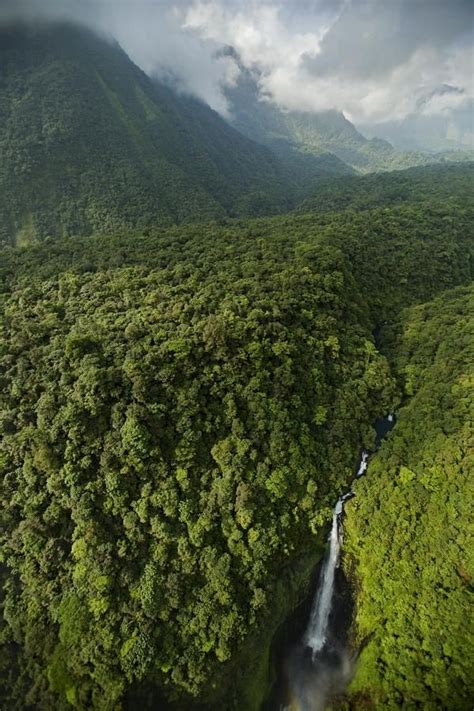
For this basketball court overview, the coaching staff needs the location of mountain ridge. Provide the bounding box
[0,22,299,245]
[220,46,458,174]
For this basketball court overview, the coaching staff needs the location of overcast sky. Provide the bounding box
[1,0,473,123]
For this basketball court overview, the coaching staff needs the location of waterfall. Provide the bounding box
[305,509,341,655]
[270,416,396,711]
[356,450,368,477]
[304,449,369,657]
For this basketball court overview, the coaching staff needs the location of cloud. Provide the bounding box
[0,0,239,114]
[183,0,473,123]
[0,0,472,124]
[184,1,332,71]
[0,0,85,24]
[100,3,239,115]
[304,0,472,80]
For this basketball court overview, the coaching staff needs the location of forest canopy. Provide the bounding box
[0,167,473,709]
[345,285,474,709]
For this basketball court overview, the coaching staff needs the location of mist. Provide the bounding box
[1,0,472,126]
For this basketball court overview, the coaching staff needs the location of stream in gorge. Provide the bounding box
[266,414,396,711]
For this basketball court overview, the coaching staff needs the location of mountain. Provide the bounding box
[221,48,439,174]
[0,23,297,246]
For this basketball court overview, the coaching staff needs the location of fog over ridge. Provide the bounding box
[0,0,472,127]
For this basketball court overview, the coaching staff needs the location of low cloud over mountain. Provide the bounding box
[1,0,472,125]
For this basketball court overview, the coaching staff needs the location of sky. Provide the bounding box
[1,0,473,124]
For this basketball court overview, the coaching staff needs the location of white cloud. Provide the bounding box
[1,0,472,124]
[183,0,473,123]
[99,3,239,115]
[184,1,329,72]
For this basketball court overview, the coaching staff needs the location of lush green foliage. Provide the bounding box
[0,165,472,709]
[0,222,397,709]
[297,162,474,215]
[2,186,472,324]
[0,23,295,246]
[344,285,474,709]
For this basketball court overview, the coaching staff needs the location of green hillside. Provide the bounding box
[296,162,474,214]
[1,160,472,709]
[344,285,473,709]
[0,23,295,246]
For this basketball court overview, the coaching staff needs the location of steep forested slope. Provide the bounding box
[344,286,474,709]
[0,23,293,246]
[0,169,472,710]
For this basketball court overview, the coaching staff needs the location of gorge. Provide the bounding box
[269,416,396,711]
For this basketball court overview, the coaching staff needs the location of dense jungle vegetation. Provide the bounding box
[344,285,473,709]
[1,164,473,710]
[297,162,474,214]
[1,190,472,331]
[1,217,396,710]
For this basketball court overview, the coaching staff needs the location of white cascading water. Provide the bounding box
[305,510,341,654]
[305,450,368,656]
[356,451,369,477]
[274,418,396,711]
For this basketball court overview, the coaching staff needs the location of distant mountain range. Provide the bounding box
[0,23,470,246]
[220,47,447,174]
